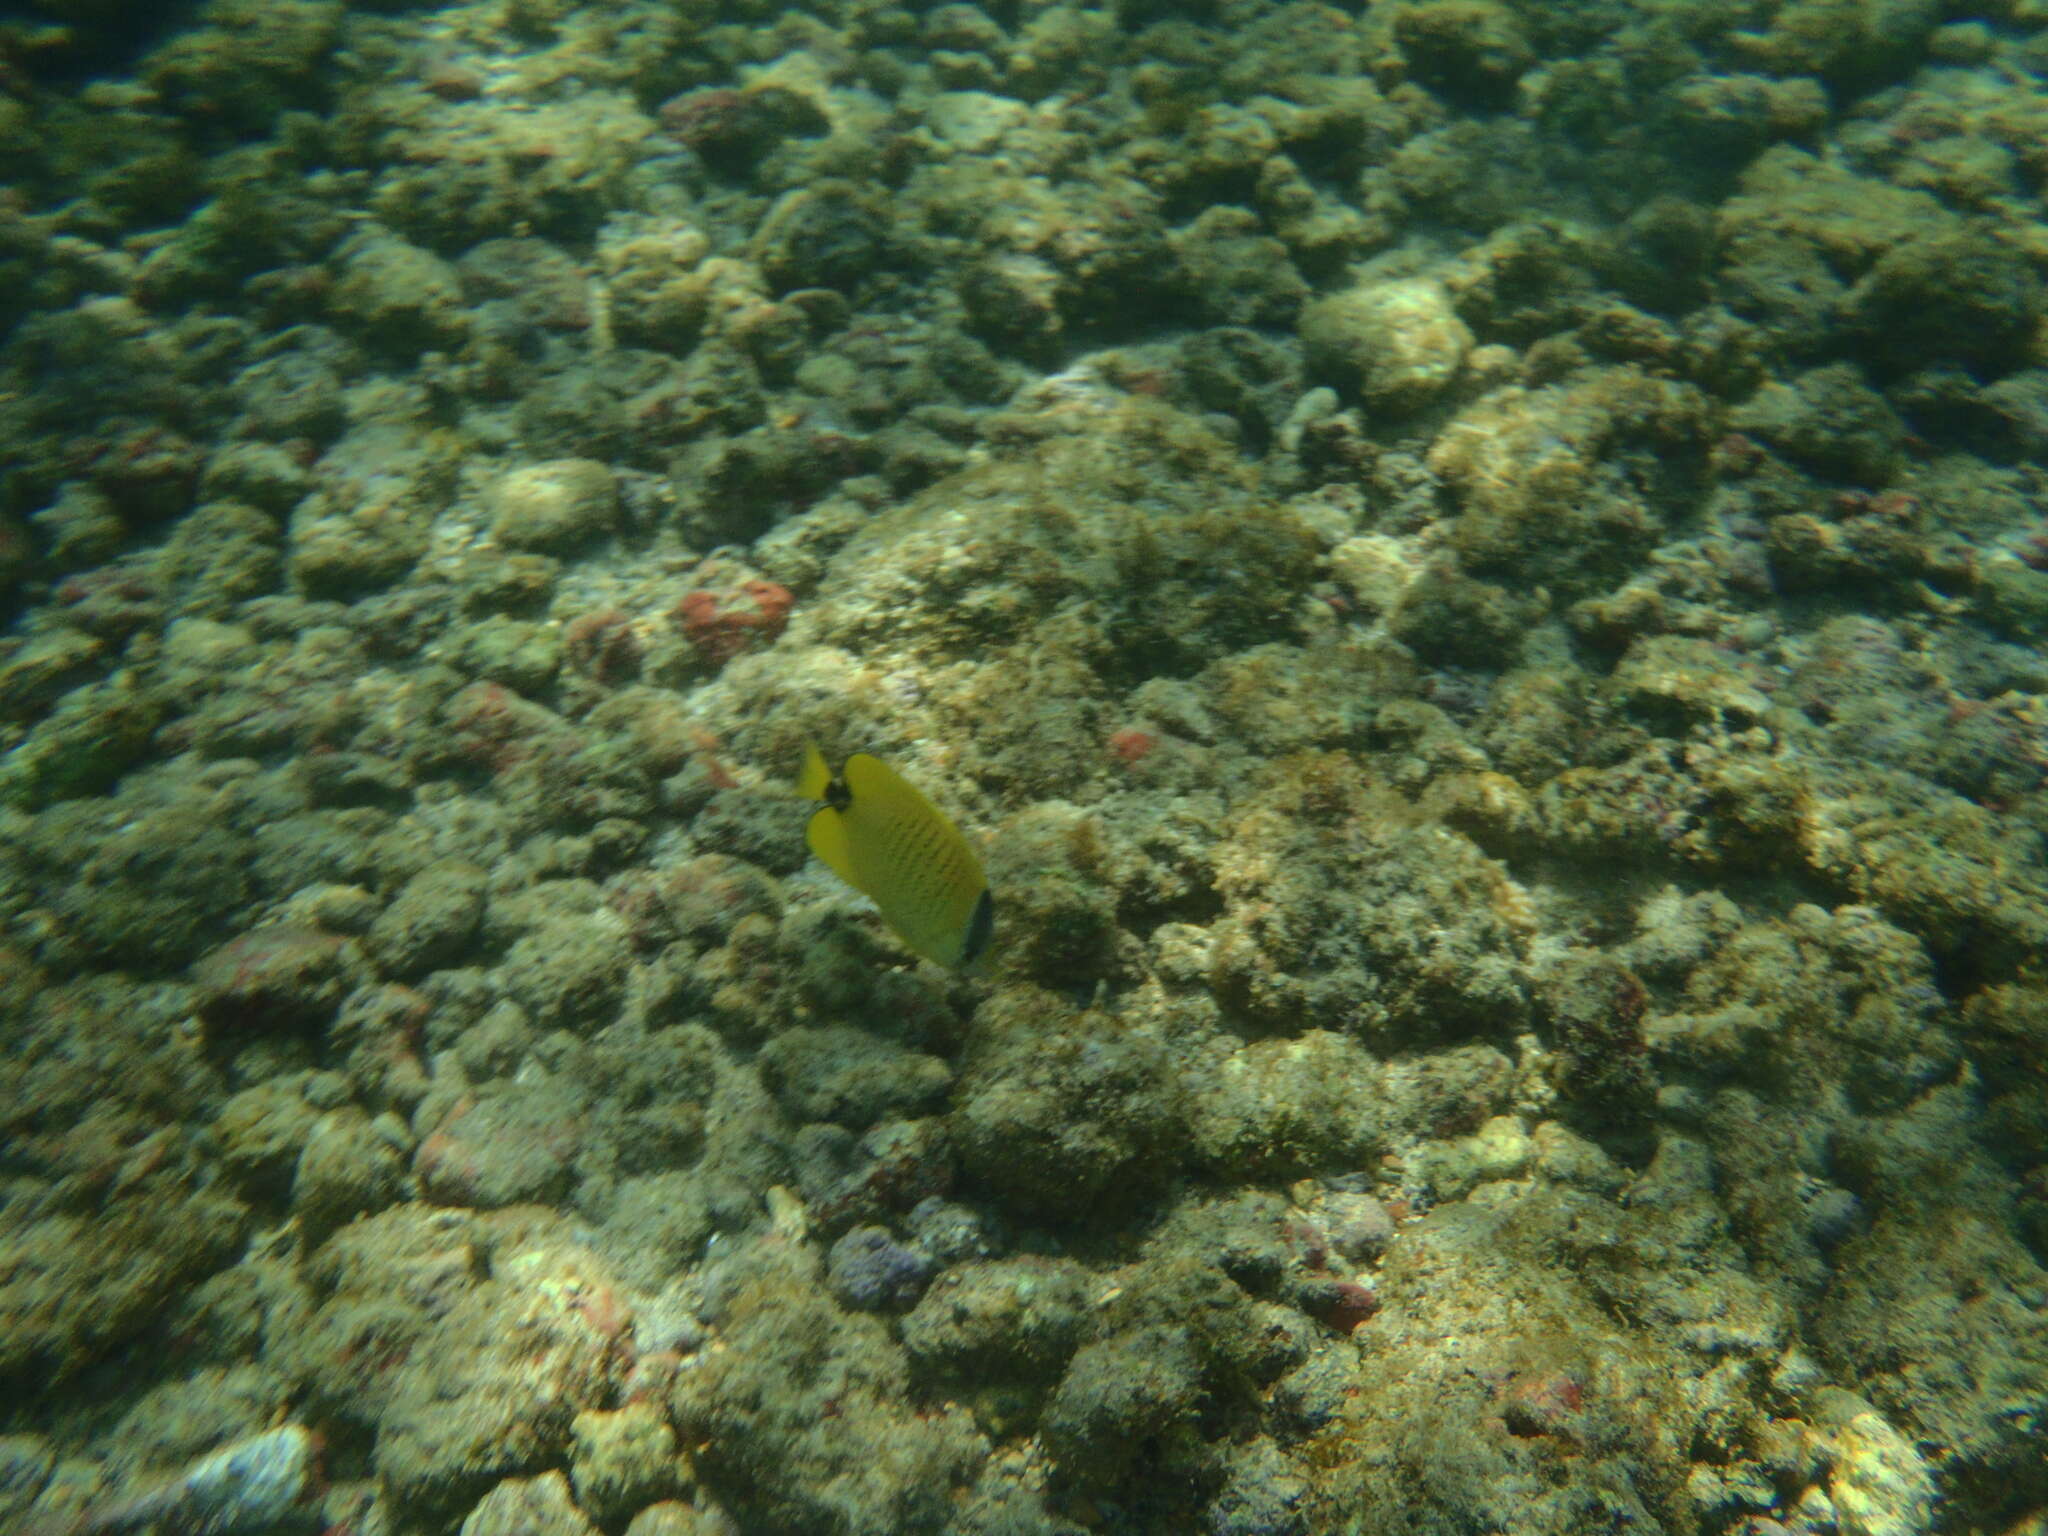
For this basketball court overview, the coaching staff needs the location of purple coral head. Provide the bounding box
[827,1225,935,1312]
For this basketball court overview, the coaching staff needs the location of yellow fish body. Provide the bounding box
[798,745,994,967]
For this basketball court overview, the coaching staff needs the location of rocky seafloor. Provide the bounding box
[2,0,2047,1532]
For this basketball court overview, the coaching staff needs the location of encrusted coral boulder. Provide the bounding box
[488,460,621,555]
[1301,277,1473,413]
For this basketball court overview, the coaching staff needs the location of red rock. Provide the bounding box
[1108,728,1159,766]
[1302,1279,1379,1333]
[672,580,792,666]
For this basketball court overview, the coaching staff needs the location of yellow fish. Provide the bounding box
[797,745,994,967]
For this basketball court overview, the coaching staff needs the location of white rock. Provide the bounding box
[1829,1410,1935,1536]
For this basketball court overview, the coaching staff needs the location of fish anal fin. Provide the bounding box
[805,805,862,890]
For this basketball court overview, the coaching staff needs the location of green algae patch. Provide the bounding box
[669,1241,986,1536]
[0,673,165,810]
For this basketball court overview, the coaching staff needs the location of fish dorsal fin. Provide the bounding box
[797,742,835,802]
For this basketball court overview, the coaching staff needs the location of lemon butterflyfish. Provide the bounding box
[797,745,994,968]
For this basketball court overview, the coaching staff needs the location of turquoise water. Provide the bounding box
[1,1,2045,1532]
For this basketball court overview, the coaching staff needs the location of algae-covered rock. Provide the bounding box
[1431,367,1713,596]
[487,460,620,555]
[1404,1112,1536,1200]
[0,1193,247,1385]
[371,1233,631,1525]
[1208,767,1532,1047]
[1306,1175,1776,1533]
[192,926,350,1035]
[498,912,632,1033]
[1730,0,1945,90]
[658,84,831,178]
[414,1085,586,1209]
[1301,277,1472,413]
[229,348,350,445]
[291,1107,405,1235]
[6,2,2048,1528]
[794,1115,952,1234]
[1653,903,1960,1115]
[1664,72,1829,167]
[139,0,338,137]
[567,1403,685,1528]
[213,1078,324,1198]
[1534,949,1656,1128]
[444,616,562,695]
[1392,0,1535,109]
[0,634,104,729]
[1844,230,2041,378]
[959,253,1064,359]
[901,1256,1093,1398]
[0,968,245,1384]
[0,1435,55,1530]
[1730,363,1906,486]
[45,800,255,970]
[365,93,652,252]
[287,498,428,599]
[1041,1325,1205,1493]
[622,1504,735,1536]
[1606,634,1774,736]
[950,991,1184,1218]
[198,443,312,517]
[759,1027,953,1128]
[1208,1439,1313,1536]
[1180,326,1303,447]
[459,1470,599,1536]
[366,860,486,980]
[1186,1030,1383,1177]
[0,672,164,810]
[1818,1398,1937,1536]
[330,232,468,356]
[752,182,888,296]
[156,498,284,618]
[66,1421,322,1536]
[670,1240,985,1535]
[28,483,124,570]
[276,1204,482,1419]
[1170,207,1309,329]
[1816,1203,2048,1521]
[595,218,715,353]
